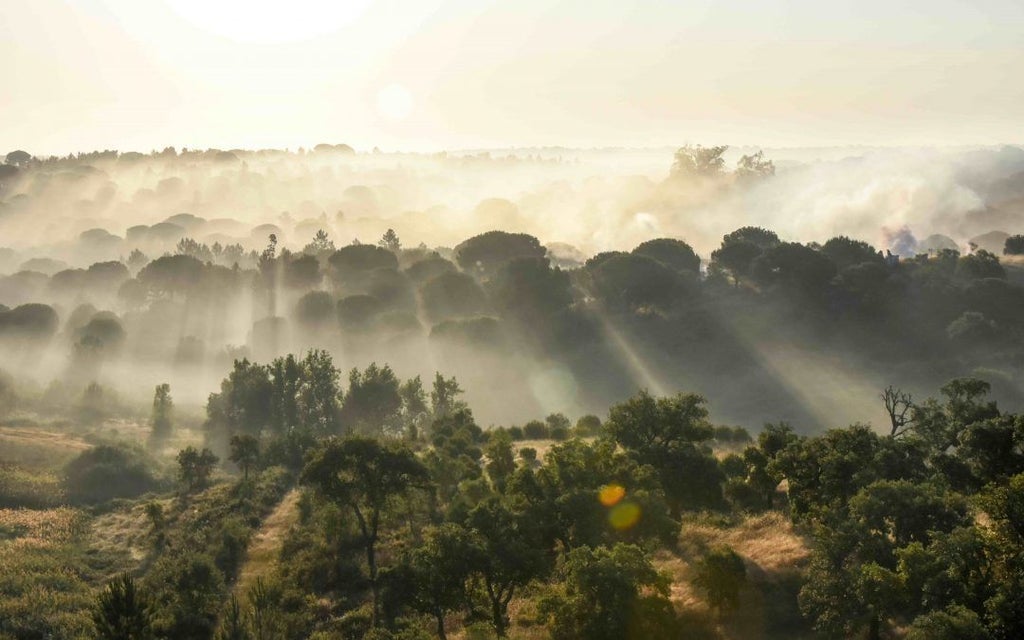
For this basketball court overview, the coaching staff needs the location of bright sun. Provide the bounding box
[164,0,373,44]
[377,84,414,122]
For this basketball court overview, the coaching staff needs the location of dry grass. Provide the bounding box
[653,511,813,640]
[0,426,90,470]
[90,498,168,565]
[0,507,85,547]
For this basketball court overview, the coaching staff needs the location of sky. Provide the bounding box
[2,0,1023,155]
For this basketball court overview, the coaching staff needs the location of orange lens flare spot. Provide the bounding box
[608,502,641,531]
[599,484,626,507]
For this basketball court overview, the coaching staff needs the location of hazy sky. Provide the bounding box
[3,0,1023,155]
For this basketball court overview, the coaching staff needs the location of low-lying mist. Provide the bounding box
[3,143,1024,431]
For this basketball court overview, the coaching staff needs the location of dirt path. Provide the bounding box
[233,488,301,599]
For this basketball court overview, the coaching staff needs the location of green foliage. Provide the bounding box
[302,437,431,625]
[229,434,260,480]
[177,446,219,493]
[150,383,173,440]
[342,363,402,435]
[632,238,701,273]
[605,390,721,512]
[693,546,747,614]
[542,544,678,640]
[64,444,160,504]
[93,573,154,640]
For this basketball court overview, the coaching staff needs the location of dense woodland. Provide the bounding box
[3,146,1024,639]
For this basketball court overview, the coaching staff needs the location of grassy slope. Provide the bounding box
[233,487,301,600]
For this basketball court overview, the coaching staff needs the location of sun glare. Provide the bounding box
[163,0,373,44]
[376,84,414,122]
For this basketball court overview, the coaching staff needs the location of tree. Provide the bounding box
[341,363,402,435]
[710,241,761,286]
[693,546,747,616]
[206,359,273,436]
[296,349,341,435]
[632,238,701,273]
[294,291,336,331]
[956,250,1005,281]
[542,544,677,640]
[4,150,32,166]
[751,242,837,298]
[379,228,402,252]
[217,595,252,640]
[137,254,205,298]
[283,253,321,290]
[93,573,154,640]
[604,390,721,513]
[404,523,479,640]
[303,229,335,255]
[670,144,728,179]
[453,231,546,277]
[419,271,489,323]
[399,375,429,436]
[485,431,516,492]
[466,498,552,636]
[735,150,775,181]
[301,437,431,625]
[1004,235,1024,255]
[151,383,173,440]
[229,434,260,481]
[177,446,219,492]
[64,445,159,504]
[430,372,465,419]
[821,236,882,270]
[882,386,913,437]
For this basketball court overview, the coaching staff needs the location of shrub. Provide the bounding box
[63,445,160,504]
[522,420,549,440]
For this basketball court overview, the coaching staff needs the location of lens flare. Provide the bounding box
[608,502,642,531]
[599,483,626,507]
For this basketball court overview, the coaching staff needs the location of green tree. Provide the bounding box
[542,544,677,640]
[604,390,721,513]
[217,595,252,640]
[229,434,260,481]
[150,383,173,440]
[693,546,747,616]
[301,437,431,625]
[466,498,552,635]
[93,573,154,640]
[177,446,219,492]
[485,431,516,492]
[1003,235,1024,256]
[341,363,402,435]
[296,349,341,435]
[406,523,479,640]
[430,372,465,419]
[379,228,402,252]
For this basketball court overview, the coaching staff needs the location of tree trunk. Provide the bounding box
[367,538,379,625]
[434,608,447,640]
[868,614,880,640]
[486,581,507,637]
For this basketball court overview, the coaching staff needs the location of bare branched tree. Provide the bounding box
[882,385,913,437]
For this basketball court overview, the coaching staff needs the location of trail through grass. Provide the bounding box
[232,488,300,599]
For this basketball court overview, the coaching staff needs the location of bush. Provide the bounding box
[549,425,570,441]
[63,445,160,504]
[523,420,549,440]
[574,414,602,437]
